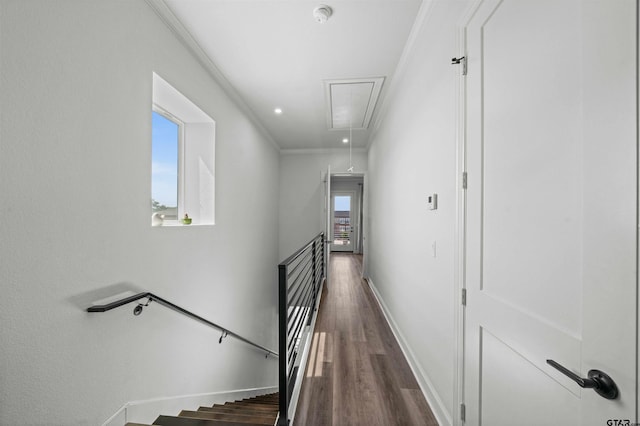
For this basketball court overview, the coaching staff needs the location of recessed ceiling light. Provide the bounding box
[274,108,283,114]
[342,138,349,143]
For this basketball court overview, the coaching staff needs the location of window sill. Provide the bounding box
[151,215,214,227]
[152,221,214,227]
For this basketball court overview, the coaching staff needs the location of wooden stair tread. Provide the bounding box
[198,406,276,416]
[235,398,277,403]
[179,410,274,425]
[235,402,277,407]
[153,416,268,426]
[221,403,278,411]
[247,395,277,399]
[194,407,276,418]
[150,393,279,426]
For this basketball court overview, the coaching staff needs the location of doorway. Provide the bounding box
[331,192,355,252]
[328,175,365,258]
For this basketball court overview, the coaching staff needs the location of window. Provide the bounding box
[151,73,215,226]
[151,110,181,221]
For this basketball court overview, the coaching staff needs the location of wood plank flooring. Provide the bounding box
[294,253,438,426]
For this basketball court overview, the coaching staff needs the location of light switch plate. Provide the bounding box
[428,194,438,210]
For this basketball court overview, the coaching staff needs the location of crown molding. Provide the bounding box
[280,147,368,156]
[144,0,280,152]
[367,0,437,149]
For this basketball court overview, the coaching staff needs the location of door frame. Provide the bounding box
[635,3,639,418]
[330,190,357,252]
[453,4,476,425]
[328,172,368,278]
[324,166,331,284]
[454,1,639,425]
[361,173,369,278]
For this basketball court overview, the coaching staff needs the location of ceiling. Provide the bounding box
[158,0,424,151]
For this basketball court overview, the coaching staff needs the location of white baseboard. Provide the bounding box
[366,278,452,426]
[103,385,278,426]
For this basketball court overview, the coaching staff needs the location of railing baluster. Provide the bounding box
[278,262,288,426]
[278,233,325,426]
[311,240,317,320]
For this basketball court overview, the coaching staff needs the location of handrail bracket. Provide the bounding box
[133,296,153,316]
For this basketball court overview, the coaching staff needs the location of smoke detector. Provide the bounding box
[313,5,332,24]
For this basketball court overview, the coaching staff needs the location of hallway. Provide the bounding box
[294,253,438,426]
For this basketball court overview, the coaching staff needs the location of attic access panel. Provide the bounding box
[324,77,385,130]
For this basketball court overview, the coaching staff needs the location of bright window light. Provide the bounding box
[151,111,180,220]
[152,73,215,227]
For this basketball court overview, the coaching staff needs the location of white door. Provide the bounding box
[331,192,355,252]
[462,1,637,425]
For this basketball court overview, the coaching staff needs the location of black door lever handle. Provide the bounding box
[546,359,618,400]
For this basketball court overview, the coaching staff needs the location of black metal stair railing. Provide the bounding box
[87,291,278,357]
[278,232,325,426]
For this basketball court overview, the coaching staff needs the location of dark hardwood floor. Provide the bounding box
[294,253,438,426]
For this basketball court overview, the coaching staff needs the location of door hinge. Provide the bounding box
[451,56,467,75]
[461,288,467,306]
[462,172,468,189]
[460,403,466,422]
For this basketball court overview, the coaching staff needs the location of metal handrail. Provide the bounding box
[278,232,325,426]
[87,292,278,357]
[279,235,321,266]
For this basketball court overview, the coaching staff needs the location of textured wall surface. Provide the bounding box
[0,1,280,424]
[366,2,471,424]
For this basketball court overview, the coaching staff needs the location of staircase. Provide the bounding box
[125,393,279,426]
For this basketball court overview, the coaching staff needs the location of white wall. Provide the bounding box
[278,150,367,260]
[0,1,280,424]
[366,2,470,425]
